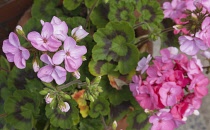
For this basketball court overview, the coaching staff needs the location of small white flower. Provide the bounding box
[59,102,70,112]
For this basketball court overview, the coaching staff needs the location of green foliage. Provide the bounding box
[89,21,139,76]
[89,97,110,118]
[63,0,83,11]
[45,99,80,129]
[126,109,151,130]
[108,1,136,26]
[137,0,164,30]
[4,90,41,130]
[79,117,104,130]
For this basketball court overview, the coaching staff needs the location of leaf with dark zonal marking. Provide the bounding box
[126,109,150,130]
[108,1,136,26]
[63,0,83,11]
[88,96,110,118]
[79,117,104,130]
[45,99,80,129]
[136,0,164,30]
[4,90,40,130]
[0,56,10,82]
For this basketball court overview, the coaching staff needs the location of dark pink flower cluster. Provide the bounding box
[163,0,210,57]
[129,47,209,130]
[2,16,89,85]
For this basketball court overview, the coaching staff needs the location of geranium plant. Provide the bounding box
[0,0,210,130]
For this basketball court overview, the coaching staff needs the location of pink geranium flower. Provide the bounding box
[27,22,62,52]
[162,0,186,20]
[37,54,67,85]
[159,82,183,106]
[149,109,176,130]
[136,54,152,74]
[178,35,208,55]
[2,32,30,69]
[188,74,209,98]
[198,17,210,47]
[52,37,87,72]
[129,75,141,96]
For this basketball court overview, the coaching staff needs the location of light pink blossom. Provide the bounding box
[2,32,30,69]
[179,35,208,55]
[59,102,70,112]
[136,54,152,74]
[198,17,210,47]
[27,22,62,52]
[37,54,67,85]
[45,93,53,104]
[52,37,87,72]
[71,25,89,41]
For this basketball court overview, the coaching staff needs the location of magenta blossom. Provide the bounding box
[159,82,183,106]
[2,32,30,69]
[149,109,176,130]
[37,54,67,85]
[136,54,152,74]
[52,37,87,72]
[179,35,208,55]
[27,22,62,52]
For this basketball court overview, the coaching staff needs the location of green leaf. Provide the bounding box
[4,90,40,130]
[31,0,59,20]
[136,0,164,30]
[63,0,83,11]
[89,60,116,76]
[108,1,135,26]
[79,117,104,130]
[45,99,80,129]
[90,4,109,28]
[89,97,110,118]
[126,109,150,130]
[0,56,10,82]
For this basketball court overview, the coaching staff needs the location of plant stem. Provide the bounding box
[101,116,109,130]
[57,80,82,90]
[85,0,99,28]
[0,113,7,118]
[43,120,50,130]
[0,67,10,73]
[161,27,174,33]
[133,22,145,29]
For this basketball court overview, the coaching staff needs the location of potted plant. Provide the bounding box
[0,0,209,130]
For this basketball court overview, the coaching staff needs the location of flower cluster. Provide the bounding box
[2,16,89,112]
[163,0,210,57]
[3,16,88,85]
[129,47,209,130]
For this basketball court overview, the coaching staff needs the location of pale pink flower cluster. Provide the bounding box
[163,0,210,57]
[129,47,209,130]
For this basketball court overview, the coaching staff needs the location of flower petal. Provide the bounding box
[41,22,53,39]
[40,54,53,65]
[52,50,65,65]
[37,65,54,82]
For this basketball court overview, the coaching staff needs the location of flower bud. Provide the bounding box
[193,110,200,116]
[112,120,117,130]
[59,102,70,112]
[16,25,25,36]
[49,98,57,109]
[73,71,80,79]
[173,25,183,30]
[61,93,71,100]
[71,25,89,42]
[45,93,54,104]
[33,59,40,72]
[82,56,87,61]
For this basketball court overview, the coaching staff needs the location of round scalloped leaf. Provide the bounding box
[108,1,135,26]
[4,90,40,130]
[137,0,163,30]
[90,4,109,28]
[31,0,59,20]
[45,99,80,129]
[88,59,116,76]
[79,117,104,130]
[63,0,83,11]
[89,97,110,118]
[126,110,150,130]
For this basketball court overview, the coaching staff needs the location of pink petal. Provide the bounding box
[40,54,53,65]
[5,53,15,62]
[52,50,65,65]
[20,47,30,60]
[64,58,82,72]
[64,37,76,51]
[37,65,54,82]
[8,32,20,47]
[2,39,18,54]
[46,36,62,52]
[27,31,47,51]
[180,40,199,55]
[52,66,67,85]
[41,22,53,39]
[14,51,26,69]
[70,45,87,58]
